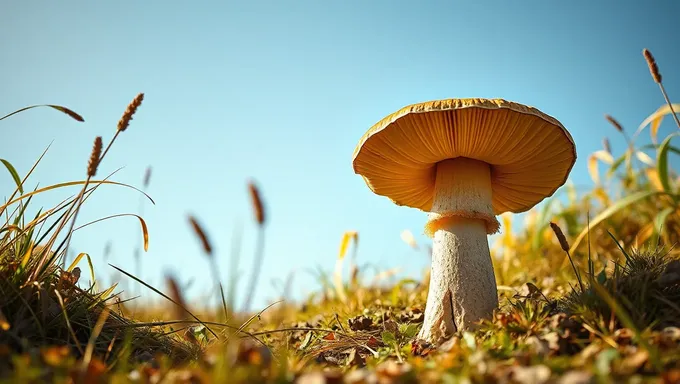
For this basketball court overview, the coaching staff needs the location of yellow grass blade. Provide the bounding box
[20,243,35,269]
[98,284,119,302]
[588,154,600,184]
[592,187,611,206]
[334,230,357,303]
[568,190,662,254]
[645,168,664,191]
[592,150,614,164]
[338,231,358,260]
[634,222,655,246]
[635,103,680,143]
[635,151,655,167]
[73,214,149,252]
[67,253,88,273]
[0,180,154,212]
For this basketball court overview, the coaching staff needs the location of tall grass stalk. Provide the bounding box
[241,181,266,314]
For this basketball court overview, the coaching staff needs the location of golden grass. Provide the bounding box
[117,92,144,132]
[1,47,680,382]
[643,48,662,84]
[86,136,102,178]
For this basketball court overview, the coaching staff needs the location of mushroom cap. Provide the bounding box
[352,98,576,214]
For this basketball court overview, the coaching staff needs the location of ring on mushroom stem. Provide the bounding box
[352,98,576,344]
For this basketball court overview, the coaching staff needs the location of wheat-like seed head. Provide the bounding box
[166,275,190,321]
[188,215,213,255]
[602,137,611,154]
[549,222,570,252]
[143,166,152,188]
[605,114,623,133]
[248,182,265,225]
[643,48,662,84]
[117,93,145,132]
[87,136,103,177]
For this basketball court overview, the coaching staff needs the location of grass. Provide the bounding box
[1,48,680,383]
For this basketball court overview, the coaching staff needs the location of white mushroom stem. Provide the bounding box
[417,157,500,344]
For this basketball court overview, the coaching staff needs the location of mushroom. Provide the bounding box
[352,98,576,343]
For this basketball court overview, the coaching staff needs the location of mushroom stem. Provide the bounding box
[418,157,499,343]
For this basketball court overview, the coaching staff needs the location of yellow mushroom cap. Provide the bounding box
[352,98,576,214]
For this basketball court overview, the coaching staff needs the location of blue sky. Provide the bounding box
[3,1,680,311]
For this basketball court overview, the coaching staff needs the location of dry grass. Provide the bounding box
[1,48,680,383]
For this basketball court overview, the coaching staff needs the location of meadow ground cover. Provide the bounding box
[1,48,680,383]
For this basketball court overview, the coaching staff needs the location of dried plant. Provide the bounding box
[642,48,680,131]
[188,215,213,256]
[605,114,623,133]
[87,136,103,177]
[242,181,267,314]
[117,93,144,132]
[248,181,266,226]
[643,48,662,84]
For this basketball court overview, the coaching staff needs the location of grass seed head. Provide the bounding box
[605,115,624,133]
[248,181,265,225]
[166,274,190,321]
[188,215,213,256]
[603,138,611,154]
[143,166,152,188]
[549,222,570,252]
[643,48,662,84]
[117,93,144,132]
[87,136,103,177]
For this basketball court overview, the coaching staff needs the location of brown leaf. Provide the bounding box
[367,336,380,349]
[383,319,399,335]
[410,338,433,357]
[348,315,373,331]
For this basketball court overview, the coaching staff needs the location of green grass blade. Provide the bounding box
[656,131,680,195]
[640,143,680,156]
[591,283,661,370]
[653,206,674,245]
[606,230,632,264]
[606,154,627,179]
[1,159,23,194]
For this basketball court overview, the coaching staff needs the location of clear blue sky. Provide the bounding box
[3,1,680,311]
